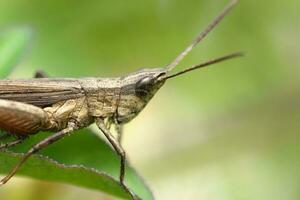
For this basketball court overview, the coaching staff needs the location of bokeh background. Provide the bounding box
[0,0,300,199]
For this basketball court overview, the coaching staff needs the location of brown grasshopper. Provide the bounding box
[0,0,242,199]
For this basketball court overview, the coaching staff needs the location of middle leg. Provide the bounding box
[0,123,76,185]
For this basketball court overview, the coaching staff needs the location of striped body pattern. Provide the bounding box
[0,68,166,135]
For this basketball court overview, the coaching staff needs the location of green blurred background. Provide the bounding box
[0,0,300,199]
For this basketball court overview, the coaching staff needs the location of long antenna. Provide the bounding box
[165,0,238,71]
[165,52,244,80]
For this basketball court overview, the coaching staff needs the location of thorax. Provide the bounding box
[79,78,121,119]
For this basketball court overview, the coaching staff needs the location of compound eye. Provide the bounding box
[135,76,154,96]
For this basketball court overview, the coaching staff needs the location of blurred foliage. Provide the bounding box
[0,27,32,78]
[0,130,152,200]
[0,0,299,199]
[0,28,152,199]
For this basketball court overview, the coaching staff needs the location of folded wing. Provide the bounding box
[0,78,84,107]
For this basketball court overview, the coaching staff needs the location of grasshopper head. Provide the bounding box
[116,50,243,124]
[116,0,243,123]
[131,68,167,100]
[116,68,167,123]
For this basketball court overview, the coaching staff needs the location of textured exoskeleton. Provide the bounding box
[0,1,242,199]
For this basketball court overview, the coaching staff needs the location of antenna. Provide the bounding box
[165,0,238,71]
[165,52,244,79]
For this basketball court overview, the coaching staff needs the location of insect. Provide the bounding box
[0,0,241,199]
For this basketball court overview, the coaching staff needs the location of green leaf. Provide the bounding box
[0,27,32,78]
[0,129,153,200]
[0,26,153,200]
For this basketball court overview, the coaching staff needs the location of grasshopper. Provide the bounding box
[0,0,242,199]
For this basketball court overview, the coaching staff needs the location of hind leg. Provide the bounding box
[0,99,49,149]
[0,129,27,150]
[0,99,57,184]
[0,138,24,150]
[0,99,50,135]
